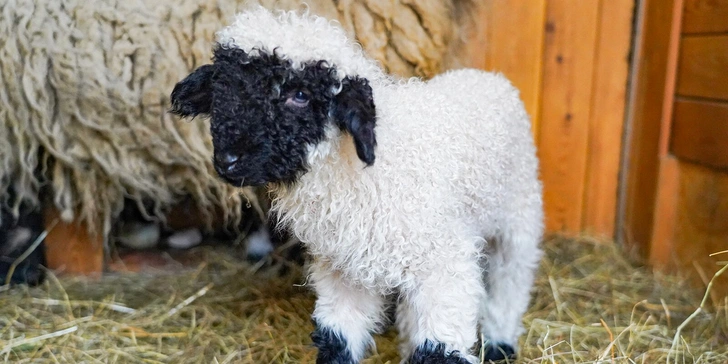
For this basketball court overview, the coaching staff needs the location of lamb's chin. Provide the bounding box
[215,171,265,188]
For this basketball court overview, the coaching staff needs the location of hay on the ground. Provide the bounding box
[1,236,726,363]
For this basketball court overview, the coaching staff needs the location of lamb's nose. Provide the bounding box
[216,152,240,168]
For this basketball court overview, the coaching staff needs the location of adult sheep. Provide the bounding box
[171,7,543,364]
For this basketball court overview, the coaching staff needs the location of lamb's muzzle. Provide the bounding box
[171,6,544,364]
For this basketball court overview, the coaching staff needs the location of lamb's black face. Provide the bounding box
[170,47,377,187]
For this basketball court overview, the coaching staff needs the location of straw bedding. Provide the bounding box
[0,0,476,235]
[1,236,726,363]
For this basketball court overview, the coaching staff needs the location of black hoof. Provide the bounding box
[409,340,471,364]
[311,320,355,364]
[482,342,516,362]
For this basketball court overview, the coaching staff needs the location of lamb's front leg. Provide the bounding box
[398,257,484,364]
[309,262,387,364]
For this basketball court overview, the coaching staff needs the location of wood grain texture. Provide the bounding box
[682,0,728,34]
[620,0,681,256]
[43,208,104,276]
[482,0,547,140]
[648,155,680,268]
[670,99,728,169]
[641,0,685,267]
[673,161,728,300]
[538,0,600,233]
[676,35,728,100]
[582,0,635,237]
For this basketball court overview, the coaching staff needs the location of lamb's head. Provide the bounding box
[170,7,380,187]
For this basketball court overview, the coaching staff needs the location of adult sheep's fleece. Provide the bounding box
[171,7,543,364]
[0,0,476,236]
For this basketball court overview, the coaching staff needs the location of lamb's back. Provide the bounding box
[371,70,539,236]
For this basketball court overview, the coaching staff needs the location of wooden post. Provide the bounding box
[618,0,683,257]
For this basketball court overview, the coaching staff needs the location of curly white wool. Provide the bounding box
[219,7,544,363]
[216,6,388,83]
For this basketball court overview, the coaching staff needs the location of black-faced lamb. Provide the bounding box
[170,7,543,364]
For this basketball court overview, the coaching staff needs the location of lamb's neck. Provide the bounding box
[268,129,360,218]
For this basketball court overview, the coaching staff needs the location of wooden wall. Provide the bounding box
[671,0,728,293]
[471,0,636,237]
[471,0,726,295]
[622,0,728,297]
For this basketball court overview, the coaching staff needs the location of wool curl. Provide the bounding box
[0,0,479,237]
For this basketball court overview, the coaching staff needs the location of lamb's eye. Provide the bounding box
[294,91,308,102]
[286,90,310,107]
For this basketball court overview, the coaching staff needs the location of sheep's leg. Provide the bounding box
[309,264,386,364]
[398,258,484,364]
[479,230,543,361]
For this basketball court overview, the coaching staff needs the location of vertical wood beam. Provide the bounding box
[538,0,601,233]
[619,0,682,255]
[581,0,635,237]
[647,0,685,267]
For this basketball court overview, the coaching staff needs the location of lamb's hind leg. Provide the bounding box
[309,262,387,364]
[479,225,543,361]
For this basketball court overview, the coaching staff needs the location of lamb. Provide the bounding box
[170,7,543,363]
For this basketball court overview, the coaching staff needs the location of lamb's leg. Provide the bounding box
[479,228,543,361]
[309,263,387,364]
[398,257,484,364]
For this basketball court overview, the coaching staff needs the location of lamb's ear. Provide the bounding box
[170,64,216,118]
[332,76,377,165]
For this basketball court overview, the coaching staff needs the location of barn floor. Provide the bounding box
[1,236,726,363]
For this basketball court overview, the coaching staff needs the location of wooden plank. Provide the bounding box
[482,0,547,141]
[619,0,682,256]
[682,0,728,34]
[648,155,680,268]
[657,1,686,158]
[582,0,635,237]
[43,208,104,277]
[670,99,728,169]
[538,0,601,233]
[673,161,728,301]
[643,0,685,267]
[676,35,728,100]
